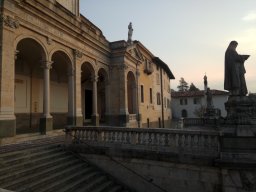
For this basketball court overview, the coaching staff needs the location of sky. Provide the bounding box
[80,1,256,92]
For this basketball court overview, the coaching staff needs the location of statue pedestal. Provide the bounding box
[224,96,256,136]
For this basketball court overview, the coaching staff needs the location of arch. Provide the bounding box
[49,48,74,70]
[15,35,48,60]
[50,50,74,129]
[81,62,96,123]
[51,50,73,81]
[127,71,136,114]
[15,38,48,134]
[181,109,188,118]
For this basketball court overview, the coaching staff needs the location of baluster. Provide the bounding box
[194,135,199,149]
[121,131,125,144]
[187,134,192,149]
[181,134,185,147]
[123,132,127,144]
[126,132,130,144]
[138,132,142,144]
[108,131,111,142]
[148,133,152,145]
[200,135,205,149]
[152,132,157,145]
[94,130,98,141]
[144,132,149,145]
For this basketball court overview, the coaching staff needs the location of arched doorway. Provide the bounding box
[15,38,46,134]
[127,71,136,114]
[181,109,188,118]
[81,62,95,125]
[50,51,72,129]
[98,68,108,123]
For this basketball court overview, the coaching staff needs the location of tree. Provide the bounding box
[189,83,200,91]
[177,77,189,92]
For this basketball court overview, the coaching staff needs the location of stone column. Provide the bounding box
[91,75,99,126]
[104,80,111,124]
[40,60,53,134]
[119,65,129,127]
[67,68,75,125]
[73,49,83,126]
[0,16,20,137]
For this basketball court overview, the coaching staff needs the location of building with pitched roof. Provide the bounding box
[0,0,175,138]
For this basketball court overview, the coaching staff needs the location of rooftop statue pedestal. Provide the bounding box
[224,95,256,136]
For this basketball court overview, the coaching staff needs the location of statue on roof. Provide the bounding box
[224,41,250,96]
[127,22,133,44]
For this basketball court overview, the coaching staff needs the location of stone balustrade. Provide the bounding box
[65,126,220,158]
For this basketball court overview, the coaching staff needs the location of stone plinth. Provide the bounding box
[224,96,256,136]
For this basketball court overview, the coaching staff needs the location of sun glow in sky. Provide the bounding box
[80,1,256,92]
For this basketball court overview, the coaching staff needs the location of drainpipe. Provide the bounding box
[160,68,164,128]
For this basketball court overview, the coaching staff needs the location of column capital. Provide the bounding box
[1,15,20,29]
[14,50,19,60]
[91,75,98,82]
[67,67,75,76]
[41,60,53,69]
[73,49,83,58]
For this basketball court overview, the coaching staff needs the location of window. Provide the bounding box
[193,98,201,105]
[149,88,153,104]
[167,99,170,108]
[180,98,188,105]
[157,92,161,105]
[156,73,160,85]
[164,97,166,108]
[141,85,144,103]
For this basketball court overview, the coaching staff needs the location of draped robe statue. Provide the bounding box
[224,41,250,96]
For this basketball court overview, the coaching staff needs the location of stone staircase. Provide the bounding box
[0,144,132,192]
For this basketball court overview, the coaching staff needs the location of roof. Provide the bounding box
[134,41,175,80]
[171,90,229,98]
[152,57,175,79]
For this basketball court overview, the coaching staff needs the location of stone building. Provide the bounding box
[171,89,229,119]
[0,0,174,138]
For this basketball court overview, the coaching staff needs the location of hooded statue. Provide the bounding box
[224,41,250,96]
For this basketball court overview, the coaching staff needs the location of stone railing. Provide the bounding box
[65,126,220,158]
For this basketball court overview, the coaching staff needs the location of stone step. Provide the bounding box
[0,154,78,185]
[0,145,62,166]
[3,157,88,190]
[0,144,58,159]
[0,148,70,177]
[17,163,91,192]
[71,174,109,192]
[54,172,107,192]
[36,166,99,192]
[0,144,133,192]
[88,180,115,192]
[108,185,124,192]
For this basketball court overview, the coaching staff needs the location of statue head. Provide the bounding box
[228,41,238,50]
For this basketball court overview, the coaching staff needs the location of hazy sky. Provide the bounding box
[80,1,256,92]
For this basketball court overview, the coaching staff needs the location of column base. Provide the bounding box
[91,114,99,126]
[40,117,53,134]
[119,114,129,127]
[67,116,75,126]
[75,116,83,126]
[0,119,16,138]
[67,116,84,126]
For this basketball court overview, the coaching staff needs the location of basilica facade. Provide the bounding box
[0,0,174,138]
